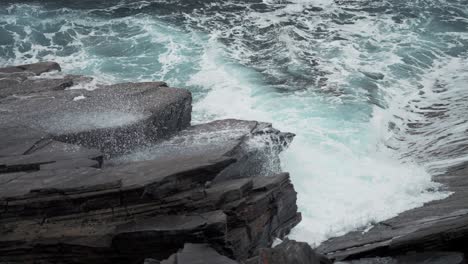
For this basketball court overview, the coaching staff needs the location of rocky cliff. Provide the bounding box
[0,62,303,264]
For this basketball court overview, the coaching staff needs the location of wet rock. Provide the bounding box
[215,121,294,181]
[0,123,49,157]
[0,170,299,263]
[249,239,331,264]
[361,71,385,80]
[0,62,299,264]
[0,141,102,173]
[160,244,239,264]
[338,251,466,264]
[117,119,295,181]
[0,150,235,217]
[0,123,102,174]
[143,258,161,264]
[0,79,191,156]
[0,76,74,98]
[112,211,228,258]
[318,164,468,261]
[0,61,61,75]
[143,259,160,264]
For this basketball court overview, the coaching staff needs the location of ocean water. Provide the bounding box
[1,0,467,245]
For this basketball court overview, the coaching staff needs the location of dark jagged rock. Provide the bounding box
[246,239,331,264]
[116,119,295,181]
[0,123,103,174]
[54,82,192,155]
[143,259,161,264]
[0,78,191,156]
[0,61,61,75]
[112,211,228,257]
[0,62,299,264]
[0,170,299,263]
[0,150,235,217]
[214,121,295,182]
[339,251,466,264]
[0,141,102,173]
[160,244,239,264]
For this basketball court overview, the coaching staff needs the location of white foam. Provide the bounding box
[284,107,448,244]
[42,112,145,133]
[187,36,268,122]
[186,35,449,245]
[72,95,85,101]
[2,0,460,248]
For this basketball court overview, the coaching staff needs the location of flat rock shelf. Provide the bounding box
[0,62,303,264]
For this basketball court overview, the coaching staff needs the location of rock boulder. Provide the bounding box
[246,239,331,264]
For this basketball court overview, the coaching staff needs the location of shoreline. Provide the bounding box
[1,61,468,264]
[0,62,304,264]
[318,161,468,261]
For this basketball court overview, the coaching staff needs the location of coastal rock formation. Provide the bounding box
[0,61,61,75]
[246,239,332,264]
[158,243,239,264]
[0,66,191,156]
[338,251,466,264]
[0,62,299,264]
[116,119,295,181]
[156,240,331,264]
[318,164,468,261]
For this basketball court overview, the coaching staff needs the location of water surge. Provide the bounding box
[2,0,467,245]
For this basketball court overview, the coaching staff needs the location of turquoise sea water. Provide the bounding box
[1,0,467,244]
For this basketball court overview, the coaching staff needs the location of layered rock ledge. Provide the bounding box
[0,62,301,264]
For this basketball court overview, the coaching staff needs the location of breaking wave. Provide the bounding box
[2,0,467,244]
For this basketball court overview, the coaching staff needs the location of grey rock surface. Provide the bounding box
[0,75,73,98]
[338,251,466,264]
[160,244,239,264]
[116,119,294,181]
[0,62,299,264]
[0,74,192,156]
[0,170,299,263]
[0,61,61,75]
[247,239,331,264]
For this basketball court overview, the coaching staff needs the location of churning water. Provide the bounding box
[1,0,467,245]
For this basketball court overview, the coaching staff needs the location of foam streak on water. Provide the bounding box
[1,0,467,245]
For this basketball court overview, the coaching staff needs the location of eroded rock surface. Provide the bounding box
[116,119,294,181]
[158,240,332,264]
[0,62,299,264]
[246,239,332,264]
[338,251,466,264]
[0,61,61,75]
[0,165,299,263]
[0,81,191,156]
[159,244,239,264]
